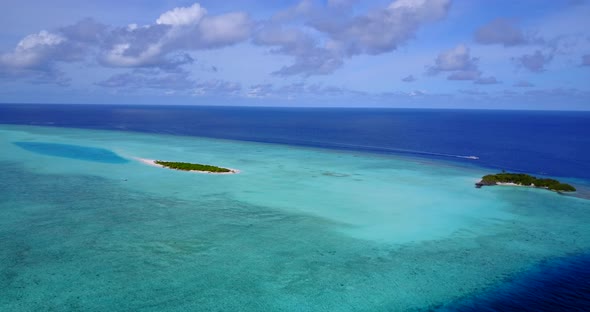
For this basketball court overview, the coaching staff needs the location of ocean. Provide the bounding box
[0,104,589,311]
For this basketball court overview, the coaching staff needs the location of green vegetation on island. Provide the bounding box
[476,172,576,192]
[154,160,232,173]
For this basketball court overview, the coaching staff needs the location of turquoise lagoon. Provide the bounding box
[1,124,589,311]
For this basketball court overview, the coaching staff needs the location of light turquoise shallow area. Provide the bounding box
[1,125,589,311]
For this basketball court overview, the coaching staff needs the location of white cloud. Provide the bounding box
[430,44,477,72]
[0,1,253,84]
[0,29,75,85]
[428,44,502,85]
[323,0,451,55]
[99,4,252,68]
[199,12,252,46]
[254,26,342,76]
[256,0,451,76]
[17,30,64,50]
[156,3,206,26]
[101,42,164,67]
[0,30,65,68]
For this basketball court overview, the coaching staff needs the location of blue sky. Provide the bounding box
[1,0,589,109]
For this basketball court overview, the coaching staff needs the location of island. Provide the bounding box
[135,157,239,174]
[475,172,576,192]
[154,160,236,173]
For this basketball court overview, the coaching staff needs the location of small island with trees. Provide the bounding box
[475,172,576,192]
[135,157,238,174]
[148,160,238,174]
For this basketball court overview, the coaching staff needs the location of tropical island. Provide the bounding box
[134,157,239,174]
[153,160,236,173]
[475,172,576,192]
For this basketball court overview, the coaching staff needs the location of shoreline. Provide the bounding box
[477,181,568,193]
[135,157,240,174]
[496,182,520,186]
[495,182,558,192]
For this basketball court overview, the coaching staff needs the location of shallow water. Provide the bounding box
[1,125,589,311]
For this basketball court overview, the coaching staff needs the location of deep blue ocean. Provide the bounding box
[1,103,589,311]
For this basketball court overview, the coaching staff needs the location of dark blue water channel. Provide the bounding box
[442,253,590,312]
[13,142,128,163]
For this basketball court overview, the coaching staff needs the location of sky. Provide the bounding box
[0,0,589,110]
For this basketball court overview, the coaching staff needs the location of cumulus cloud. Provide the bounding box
[429,44,478,73]
[60,18,107,44]
[156,3,207,26]
[428,44,503,85]
[428,44,483,81]
[272,0,315,22]
[474,18,527,46]
[254,26,343,76]
[514,50,552,72]
[0,30,66,68]
[0,30,80,85]
[255,0,451,76]
[99,4,252,69]
[100,31,167,68]
[0,2,253,84]
[0,1,454,84]
[98,24,175,68]
[197,12,251,47]
[314,0,451,56]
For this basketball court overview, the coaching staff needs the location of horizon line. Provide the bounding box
[1,102,589,112]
